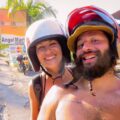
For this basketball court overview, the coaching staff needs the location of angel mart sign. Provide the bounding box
[1,34,25,45]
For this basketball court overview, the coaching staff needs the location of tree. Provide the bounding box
[0,37,9,51]
[6,0,56,24]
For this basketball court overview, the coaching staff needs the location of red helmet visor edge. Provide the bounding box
[68,9,117,35]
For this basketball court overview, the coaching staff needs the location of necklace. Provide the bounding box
[89,81,96,96]
[51,69,65,84]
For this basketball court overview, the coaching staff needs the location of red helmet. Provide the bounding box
[66,5,118,54]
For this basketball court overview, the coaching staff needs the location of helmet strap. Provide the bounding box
[40,58,65,78]
[40,65,52,77]
[51,59,65,79]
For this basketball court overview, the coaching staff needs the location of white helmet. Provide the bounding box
[25,18,71,72]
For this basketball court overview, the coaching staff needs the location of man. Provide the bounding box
[37,6,120,120]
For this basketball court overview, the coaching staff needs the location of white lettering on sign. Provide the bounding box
[1,34,24,45]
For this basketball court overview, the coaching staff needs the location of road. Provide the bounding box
[0,56,38,120]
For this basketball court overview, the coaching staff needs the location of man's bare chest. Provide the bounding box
[58,90,120,120]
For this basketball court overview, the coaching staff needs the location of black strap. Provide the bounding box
[32,67,73,109]
[32,75,44,110]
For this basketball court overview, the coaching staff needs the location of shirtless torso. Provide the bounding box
[56,87,120,120]
[38,71,120,120]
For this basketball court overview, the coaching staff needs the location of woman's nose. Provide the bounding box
[44,46,52,54]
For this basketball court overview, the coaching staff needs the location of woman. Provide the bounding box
[25,18,73,120]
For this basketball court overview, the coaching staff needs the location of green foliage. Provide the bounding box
[6,0,56,24]
[0,43,9,50]
[27,2,44,17]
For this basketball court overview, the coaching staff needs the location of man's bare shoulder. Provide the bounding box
[38,85,74,120]
[43,85,72,104]
[115,76,120,94]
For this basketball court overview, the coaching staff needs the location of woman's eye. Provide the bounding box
[37,46,45,51]
[50,42,57,47]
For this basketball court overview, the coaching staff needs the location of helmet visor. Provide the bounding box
[67,8,117,35]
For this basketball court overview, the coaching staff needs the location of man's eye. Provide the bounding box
[92,39,100,44]
[77,43,83,49]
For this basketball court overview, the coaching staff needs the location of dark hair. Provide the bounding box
[103,31,118,65]
[57,38,71,63]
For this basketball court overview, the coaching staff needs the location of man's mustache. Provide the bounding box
[77,49,99,59]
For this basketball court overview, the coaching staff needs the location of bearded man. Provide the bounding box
[37,6,120,120]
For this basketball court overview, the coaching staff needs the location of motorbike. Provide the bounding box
[16,55,31,75]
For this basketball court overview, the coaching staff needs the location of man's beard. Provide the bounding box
[74,49,113,81]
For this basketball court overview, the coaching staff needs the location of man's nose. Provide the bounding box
[82,42,93,52]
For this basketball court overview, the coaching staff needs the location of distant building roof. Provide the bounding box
[112,10,120,19]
